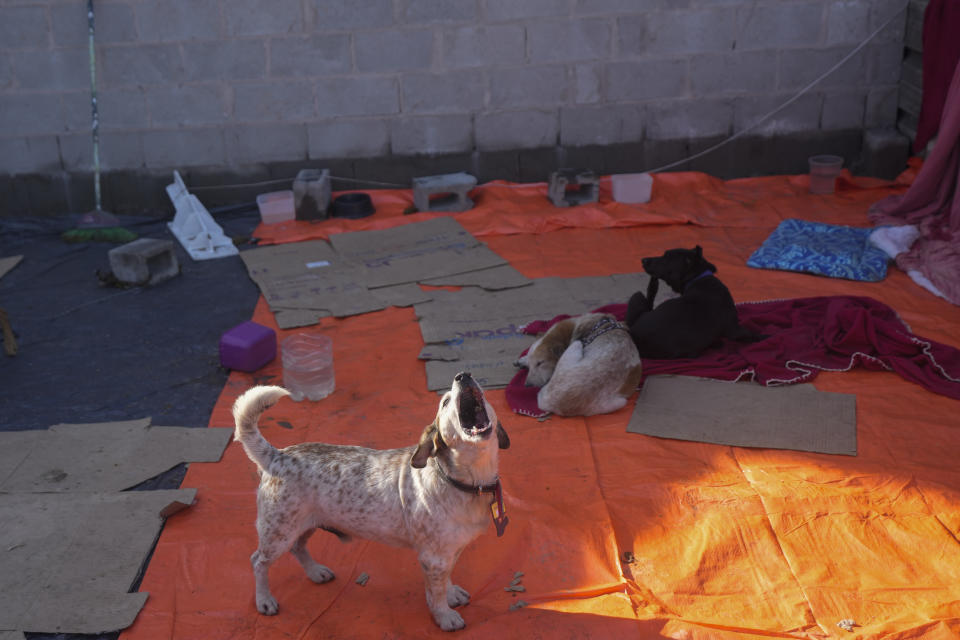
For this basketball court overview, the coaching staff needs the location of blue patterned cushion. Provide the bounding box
[747,219,890,282]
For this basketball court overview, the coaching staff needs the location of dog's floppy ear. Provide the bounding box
[496,420,510,450]
[545,318,576,358]
[411,421,445,468]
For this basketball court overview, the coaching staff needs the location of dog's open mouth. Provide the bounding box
[456,382,492,436]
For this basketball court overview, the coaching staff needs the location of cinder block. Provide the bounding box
[645,99,733,140]
[100,44,182,85]
[476,110,558,151]
[860,127,909,180]
[233,81,314,122]
[402,0,477,24]
[412,172,477,212]
[0,136,61,175]
[866,86,899,127]
[548,169,599,207]
[401,71,485,113]
[826,0,871,44]
[181,40,267,81]
[97,88,151,129]
[12,48,89,91]
[308,119,390,159]
[734,93,821,135]
[526,19,610,64]
[223,123,307,164]
[136,0,220,42]
[59,131,146,172]
[735,4,822,50]
[142,128,226,169]
[868,43,905,84]
[489,66,568,109]
[822,91,866,130]
[225,0,302,36]
[690,52,778,96]
[0,6,46,49]
[355,29,433,72]
[485,0,567,21]
[315,77,400,117]
[779,48,865,91]
[391,115,473,155]
[269,35,351,76]
[108,238,180,286]
[573,63,602,104]
[606,60,687,101]
[442,25,525,68]
[0,94,62,135]
[622,9,736,56]
[560,104,644,146]
[51,2,135,46]
[146,84,228,127]
[314,0,395,30]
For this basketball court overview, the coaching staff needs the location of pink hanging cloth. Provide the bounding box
[869,57,960,305]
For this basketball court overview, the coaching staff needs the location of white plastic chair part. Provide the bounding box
[165,171,239,261]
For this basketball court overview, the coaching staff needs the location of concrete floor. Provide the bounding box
[0,207,262,640]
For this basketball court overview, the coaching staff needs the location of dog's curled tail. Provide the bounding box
[232,385,290,472]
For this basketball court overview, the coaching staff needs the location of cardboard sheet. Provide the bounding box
[0,489,195,635]
[0,419,232,492]
[0,255,22,280]
[421,264,533,290]
[415,273,647,390]
[0,419,230,637]
[240,239,391,327]
[328,216,509,288]
[241,220,529,328]
[628,376,857,455]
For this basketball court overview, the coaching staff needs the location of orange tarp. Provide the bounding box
[121,163,960,639]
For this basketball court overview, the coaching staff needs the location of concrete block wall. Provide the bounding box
[0,0,908,214]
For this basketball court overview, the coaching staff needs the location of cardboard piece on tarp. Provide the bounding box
[0,419,232,493]
[0,489,196,635]
[240,222,528,328]
[416,273,647,390]
[628,376,857,455]
[269,284,433,329]
[240,240,391,326]
[0,255,22,280]
[328,216,509,288]
[420,264,533,290]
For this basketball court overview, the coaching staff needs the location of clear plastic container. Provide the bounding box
[808,155,843,194]
[611,172,653,203]
[281,333,335,401]
[257,190,295,224]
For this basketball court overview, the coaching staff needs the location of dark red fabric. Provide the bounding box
[506,297,960,416]
[870,57,960,305]
[914,0,960,152]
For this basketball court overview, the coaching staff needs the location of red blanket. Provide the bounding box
[506,296,960,417]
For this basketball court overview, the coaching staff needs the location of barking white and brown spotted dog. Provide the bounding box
[232,372,510,632]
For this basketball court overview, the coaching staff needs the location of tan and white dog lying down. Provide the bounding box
[516,312,643,416]
[232,372,510,632]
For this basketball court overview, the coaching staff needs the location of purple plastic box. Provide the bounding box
[219,321,277,372]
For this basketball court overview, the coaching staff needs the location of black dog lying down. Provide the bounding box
[626,246,760,359]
